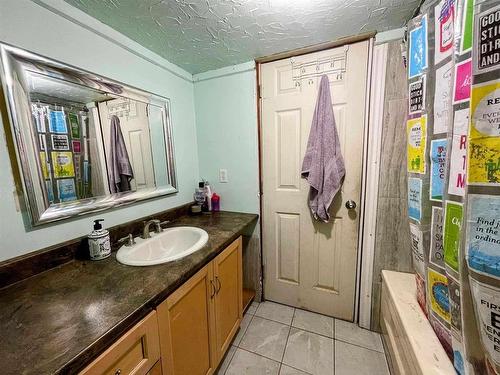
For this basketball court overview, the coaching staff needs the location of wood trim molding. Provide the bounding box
[255,61,265,301]
[358,42,388,329]
[255,31,377,64]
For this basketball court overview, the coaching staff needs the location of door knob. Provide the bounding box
[345,200,357,209]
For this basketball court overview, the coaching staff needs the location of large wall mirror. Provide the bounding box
[0,44,177,226]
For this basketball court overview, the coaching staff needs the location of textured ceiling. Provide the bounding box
[63,0,419,74]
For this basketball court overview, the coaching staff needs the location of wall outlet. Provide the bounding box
[219,169,228,183]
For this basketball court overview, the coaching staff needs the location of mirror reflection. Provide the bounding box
[30,91,167,203]
[1,44,177,225]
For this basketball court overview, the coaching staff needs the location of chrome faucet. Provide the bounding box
[117,233,135,247]
[142,219,160,239]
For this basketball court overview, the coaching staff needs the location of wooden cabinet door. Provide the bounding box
[157,264,217,375]
[213,237,243,361]
[79,311,160,375]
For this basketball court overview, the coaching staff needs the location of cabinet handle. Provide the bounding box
[210,280,216,299]
[215,276,221,294]
[115,370,121,375]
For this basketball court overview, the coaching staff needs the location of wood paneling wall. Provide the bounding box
[371,40,413,331]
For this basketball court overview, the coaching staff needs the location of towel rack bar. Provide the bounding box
[292,69,346,81]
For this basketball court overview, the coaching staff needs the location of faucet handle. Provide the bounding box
[143,219,160,224]
[117,233,135,247]
[155,220,170,233]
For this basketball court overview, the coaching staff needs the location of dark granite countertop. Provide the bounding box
[0,212,258,375]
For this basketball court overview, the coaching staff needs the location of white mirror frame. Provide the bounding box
[0,43,177,227]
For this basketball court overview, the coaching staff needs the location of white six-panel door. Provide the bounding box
[260,41,369,320]
[98,99,155,191]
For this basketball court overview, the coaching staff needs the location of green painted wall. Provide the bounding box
[0,1,261,262]
[194,63,260,214]
[0,0,199,261]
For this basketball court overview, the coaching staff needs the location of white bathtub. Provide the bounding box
[380,270,455,375]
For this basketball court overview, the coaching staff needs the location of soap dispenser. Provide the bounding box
[194,181,205,205]
[88,219,111,260]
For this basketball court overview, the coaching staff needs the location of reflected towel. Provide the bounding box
[108,115,133,193]
[301,75,345,222]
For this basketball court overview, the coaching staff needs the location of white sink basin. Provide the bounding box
[116,226,209,266]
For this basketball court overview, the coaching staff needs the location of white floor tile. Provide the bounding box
[239,316,290,361]
[335,340,389,375]
[292,309,334,338]
[279,364,311,374]
[282,328,334,375]
[226,348,280,375]
[335,319,384,352]
[255,301,295,325]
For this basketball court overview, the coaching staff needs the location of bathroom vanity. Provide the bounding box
[0,211,257,374]
[157,237,242,375]
[81,236,242,375]
[0,40,260,375]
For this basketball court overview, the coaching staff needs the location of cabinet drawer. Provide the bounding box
[80,311,160,375]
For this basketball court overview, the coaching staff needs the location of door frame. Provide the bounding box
[358,43,388,329]
[255,33,380,326]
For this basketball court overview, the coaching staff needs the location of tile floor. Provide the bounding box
[216,301,390,375]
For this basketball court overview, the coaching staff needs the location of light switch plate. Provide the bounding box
[219,169,228,183]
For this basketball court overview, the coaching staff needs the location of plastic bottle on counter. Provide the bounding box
[194,181,205,205]
[204,181,213,211]
[211,193,220,212]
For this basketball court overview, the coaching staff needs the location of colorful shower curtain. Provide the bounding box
[406,0,500,373]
